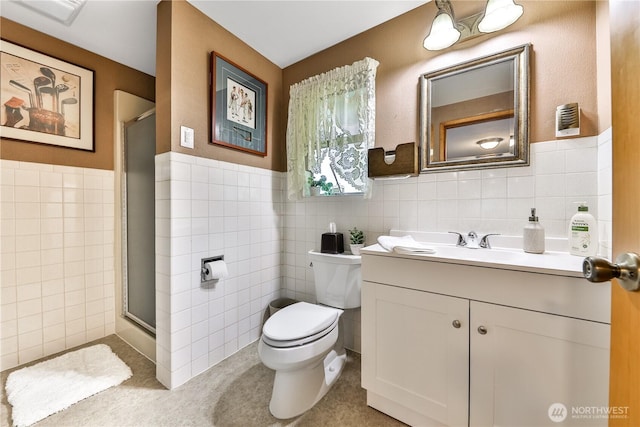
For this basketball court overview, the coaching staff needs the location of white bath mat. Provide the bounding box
[5,344,132,427]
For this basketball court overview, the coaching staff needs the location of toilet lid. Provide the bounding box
[263,302,341,342]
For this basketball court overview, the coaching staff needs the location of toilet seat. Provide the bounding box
[262,302,342,348]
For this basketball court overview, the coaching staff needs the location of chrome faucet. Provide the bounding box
[466,231,480,249]
[449,231,500,249]
[449,231,467,247]
[479,233,500,249]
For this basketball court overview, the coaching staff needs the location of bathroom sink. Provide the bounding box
[431,245,525,263]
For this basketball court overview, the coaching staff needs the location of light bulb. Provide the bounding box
[478,0,524,33]
[423,11,461,51]
[476,137,503,150]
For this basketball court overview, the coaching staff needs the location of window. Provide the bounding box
[286,57,379,199]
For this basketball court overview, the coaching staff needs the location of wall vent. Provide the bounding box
[555,103,580,137]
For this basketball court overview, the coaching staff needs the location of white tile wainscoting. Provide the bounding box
[154,152,284,389]
[0,161,115,371]
[0,130,611,388]
[281,131,612,354]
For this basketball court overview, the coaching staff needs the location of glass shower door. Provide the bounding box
[123,109,156,333]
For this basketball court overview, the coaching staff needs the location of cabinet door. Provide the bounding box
[470,301,610,427]
[362,281,469,426]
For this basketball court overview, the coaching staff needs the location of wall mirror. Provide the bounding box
[420,44,530,172]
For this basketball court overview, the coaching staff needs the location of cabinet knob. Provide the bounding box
[477,326,488,335]
[452,319,461,328]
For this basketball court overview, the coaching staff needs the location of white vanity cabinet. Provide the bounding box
[469,301,609,427]
[362,282,470,427]
[361,249,611,427]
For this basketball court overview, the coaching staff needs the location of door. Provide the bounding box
[123,109,156,332]
[470,302,610,427]
[609,1,640,425]
[361,282,469,426]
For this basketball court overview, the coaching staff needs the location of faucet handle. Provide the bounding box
[448,231,467,247]
[479,233,500,249]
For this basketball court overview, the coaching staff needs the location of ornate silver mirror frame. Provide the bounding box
[420,44,531,172]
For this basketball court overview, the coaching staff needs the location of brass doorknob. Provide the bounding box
[583,253,640,292]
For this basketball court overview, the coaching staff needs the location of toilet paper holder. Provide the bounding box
[201,255,224,282]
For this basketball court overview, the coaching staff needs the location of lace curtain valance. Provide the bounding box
[286,57,379,200]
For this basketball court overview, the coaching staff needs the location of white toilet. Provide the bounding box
[258,250,362,419]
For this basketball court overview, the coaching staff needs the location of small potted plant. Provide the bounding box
[307,175,333,196]
[349,227,365,255]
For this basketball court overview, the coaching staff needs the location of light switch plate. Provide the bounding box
[180,126,194,149]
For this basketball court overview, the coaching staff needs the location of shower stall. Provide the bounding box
[114,90,156,361]
[122,108,156,333]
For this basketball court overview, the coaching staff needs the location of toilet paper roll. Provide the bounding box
[204,260,228,281]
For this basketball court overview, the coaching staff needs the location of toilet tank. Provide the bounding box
[308,250,361,309]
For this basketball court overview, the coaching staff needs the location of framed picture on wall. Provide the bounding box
[0,39,94,151]
[211,52,267,156]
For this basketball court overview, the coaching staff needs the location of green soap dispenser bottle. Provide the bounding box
[523,208,545,254]
[569,203,598,256]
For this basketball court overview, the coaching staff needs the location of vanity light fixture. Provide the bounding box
[423,0,524,51]
[476,137,503,150]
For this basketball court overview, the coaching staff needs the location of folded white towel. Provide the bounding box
[377,235,436,254]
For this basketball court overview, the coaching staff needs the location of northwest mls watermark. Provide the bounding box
[548,403,629,423]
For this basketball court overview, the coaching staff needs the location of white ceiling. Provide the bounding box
[0,0,428,75]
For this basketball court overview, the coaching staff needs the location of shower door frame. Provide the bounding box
[121,108,156,335]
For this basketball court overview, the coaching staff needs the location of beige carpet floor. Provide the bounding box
[1,335,405,427]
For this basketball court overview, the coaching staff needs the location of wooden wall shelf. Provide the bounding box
[367,142,418,178]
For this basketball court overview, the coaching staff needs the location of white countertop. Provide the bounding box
[361,243,586,278]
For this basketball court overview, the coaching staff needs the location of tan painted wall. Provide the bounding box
[283,1,601,153]
[157,1,284,172]
[0,18,155,170]
[3,1,605,171]
[596,1,611,131]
